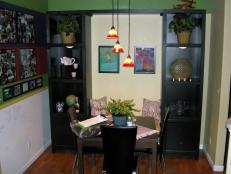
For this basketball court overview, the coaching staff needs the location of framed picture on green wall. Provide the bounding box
[98,46,119,73]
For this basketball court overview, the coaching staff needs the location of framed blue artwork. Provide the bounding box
[98,46,119,73]
[134,47,155,74]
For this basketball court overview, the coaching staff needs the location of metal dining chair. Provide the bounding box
[101,125,138,174]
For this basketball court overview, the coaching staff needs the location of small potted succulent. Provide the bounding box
[106,98,140,126]
[57,16,80,44]
[168,13,201,44]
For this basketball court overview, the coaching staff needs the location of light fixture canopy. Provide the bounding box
[122,0,134,67]
[112,40,124,53]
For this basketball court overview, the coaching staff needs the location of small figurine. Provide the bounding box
[174,0,196,9]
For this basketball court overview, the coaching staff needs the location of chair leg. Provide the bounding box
[159,154,166,174]
[72,153,78,174]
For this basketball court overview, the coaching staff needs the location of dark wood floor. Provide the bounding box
[24,146,224,174]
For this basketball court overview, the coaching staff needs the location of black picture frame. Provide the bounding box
[3,86,14,101]
[19,48,36,79]
[0,49,16,85]
[17,12,35,43]
[35,77,43,88]
[98,46,119,73]
[134,47,156,74]
[22,81,29,93]
[29,80,36,90]
[0,8,17,43]
[13,84,22,96]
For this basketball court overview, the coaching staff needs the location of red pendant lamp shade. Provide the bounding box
[123,54,134,67]
[112,40,124,53]
[106,26,118,39]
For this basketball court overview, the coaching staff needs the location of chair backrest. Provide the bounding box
[67,107,78,123]
[101,125,137,174]
[159,107,170,149]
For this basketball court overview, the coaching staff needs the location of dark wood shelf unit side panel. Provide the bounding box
[50,114,75,151]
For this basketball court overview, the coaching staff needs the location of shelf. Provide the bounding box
[50,78,84,83]
[168,117,200,122]
[163,43,202,48]
[47,43,83,48]
[166,78,201,84]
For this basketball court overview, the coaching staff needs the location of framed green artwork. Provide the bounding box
[98,46,119,73]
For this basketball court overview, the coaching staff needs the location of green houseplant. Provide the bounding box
[106,98,139,126]
[168,13,200,44]
[57,16,80,44]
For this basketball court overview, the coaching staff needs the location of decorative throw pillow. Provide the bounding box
[141,98,161,131]
[90,96,107,116]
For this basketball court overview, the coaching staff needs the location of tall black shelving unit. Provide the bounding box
[47,12,91,152]
[161,9,206,158]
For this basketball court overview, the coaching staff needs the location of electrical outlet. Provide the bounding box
[209,136,212,145]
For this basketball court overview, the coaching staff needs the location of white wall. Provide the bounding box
[0,90,51,174]
[91,14,162,113]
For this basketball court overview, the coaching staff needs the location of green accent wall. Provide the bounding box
[2,0,47,13]
[48,0,212,12]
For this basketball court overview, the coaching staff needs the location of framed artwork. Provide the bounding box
[98,46,119,73]
[22,82,29,93]
[19,48,36,79]
[17,12,35,43]
[29,80,36,90]
[3,87,14,101]
[0,8,17,43]
[36,77,43,87]
[13,84,21,96]
[134,47,156,74]
[0,49,16,85]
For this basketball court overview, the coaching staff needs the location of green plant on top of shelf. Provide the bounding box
[57,16,80,35]
[168,13,201,44]
[169,13,199,33]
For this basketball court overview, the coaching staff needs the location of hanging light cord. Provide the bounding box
[128,0,131,55]
[117,0,119,35]
[112,0,114,26]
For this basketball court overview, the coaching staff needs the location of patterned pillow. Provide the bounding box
[141,98,161,131]
[90,96,107,116]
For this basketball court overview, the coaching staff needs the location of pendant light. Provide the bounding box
[122,0,134,67]
[106,0,118,39]
[112,0,124,53]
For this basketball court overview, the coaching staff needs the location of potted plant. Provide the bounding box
[168,13,200,44]
[57,16,80,44]
[106,98,140,126]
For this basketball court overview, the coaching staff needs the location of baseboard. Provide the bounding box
[17,140,51,174]
[199,144,204,150]
[202,145,224,172]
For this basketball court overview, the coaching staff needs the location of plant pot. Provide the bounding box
[113,116,127,126]
[177,31,191,45]
[60,32,75,44]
